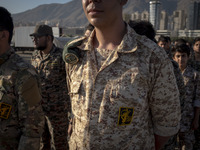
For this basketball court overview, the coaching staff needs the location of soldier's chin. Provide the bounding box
[37,46,47,50]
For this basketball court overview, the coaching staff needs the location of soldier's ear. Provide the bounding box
[0,30,9,40]
[120,0,128,6]
[46,35,53,42]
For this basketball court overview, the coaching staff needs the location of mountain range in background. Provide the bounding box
[12,0,189,27]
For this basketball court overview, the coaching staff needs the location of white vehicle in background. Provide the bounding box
[13,26,72,51]
[13,26,35,51]
[53,36,79,49]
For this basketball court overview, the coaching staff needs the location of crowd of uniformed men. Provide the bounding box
[1,0,200,150]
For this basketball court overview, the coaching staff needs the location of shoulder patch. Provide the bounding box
[63,37,85,64]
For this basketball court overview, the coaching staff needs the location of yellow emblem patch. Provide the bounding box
[0,103,12,119]
[118,107,134,126]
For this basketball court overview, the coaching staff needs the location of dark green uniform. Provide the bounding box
[0,48,45,150]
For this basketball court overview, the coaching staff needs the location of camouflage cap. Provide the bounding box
[30,25,53,37]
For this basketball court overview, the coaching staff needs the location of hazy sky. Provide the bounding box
[0,0,72,14]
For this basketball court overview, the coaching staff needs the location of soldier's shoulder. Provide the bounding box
[12,54,37,77]
[171,60,179,69]
[54,46,63,55]
[66,36,86,48]
[135,34,169,60]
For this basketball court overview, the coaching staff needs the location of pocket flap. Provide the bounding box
[70,79,82,94]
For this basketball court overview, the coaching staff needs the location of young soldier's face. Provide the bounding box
[173,52,189,71]
[193,41,200,53]
[158,41,167,51]
[82,0,124,28]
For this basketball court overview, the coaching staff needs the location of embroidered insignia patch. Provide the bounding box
[0,103,12,119]
[118,107,134,126]
[65,53,79,65]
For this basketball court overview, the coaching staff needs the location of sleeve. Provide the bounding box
[65,63,73,120]
[171,60,185,113]
[194,71,200,108]
[149,52,181,137]
[60,54,71,115]
[15,71,45,150]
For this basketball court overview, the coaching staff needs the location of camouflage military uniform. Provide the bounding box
[31,45,70,150]
[66,25,181,149]
[0,48,45,150]
[179,66,200,150]
[188,53,200,72]
[188,53,200,150]
[161,59,185,150]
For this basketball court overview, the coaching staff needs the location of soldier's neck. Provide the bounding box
[195,52,200,61]
[0,44,10,56]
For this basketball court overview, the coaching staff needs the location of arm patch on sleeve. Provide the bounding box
[21,77,41,107]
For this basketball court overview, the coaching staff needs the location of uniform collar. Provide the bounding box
[80,25,138,53]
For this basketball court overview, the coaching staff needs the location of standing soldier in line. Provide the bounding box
[157,35,173,59]
[172,44,200,150]
[0,7,45,150]
[64,0,181,149]
[129,21,185,150]
[188,37,200,150]
[30,25,70,150]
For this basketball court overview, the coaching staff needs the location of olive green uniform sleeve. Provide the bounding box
[16,71,45,150]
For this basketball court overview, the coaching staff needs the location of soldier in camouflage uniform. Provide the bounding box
[157,36,186,150]
[171,44,200,150]
[64,0,181,149]
[30,25,70,150]
[157,35,173,59]
[0,7,45,150]
[128,21,185,150]
[187,37,200,150]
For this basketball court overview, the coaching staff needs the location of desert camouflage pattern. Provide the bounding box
[180,66,200,132]
[66,25,181,150]
[162,60,185,150]
[188,52,200,72]
[31,45,70,150]
[179,66,200,150]
[188,54,200,150]
[171,60,185,112]
[0,48,45,150]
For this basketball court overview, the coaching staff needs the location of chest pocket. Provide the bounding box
[69,79,82,94]
[69,79,86,119]
[44,60,61,78]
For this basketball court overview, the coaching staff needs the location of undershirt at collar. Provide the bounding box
[95,48,113,70]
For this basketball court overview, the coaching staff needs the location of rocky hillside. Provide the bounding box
[12,0,189,27]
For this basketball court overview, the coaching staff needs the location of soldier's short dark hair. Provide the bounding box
[128,20,156,43]
[171,44,191,57]
[193,37,200,45]
[157,35,168,43]
[165,36,171,43]
[174,38,187,46]
[0,7,14,44]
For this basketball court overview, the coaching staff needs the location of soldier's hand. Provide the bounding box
[191,119,199,130]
